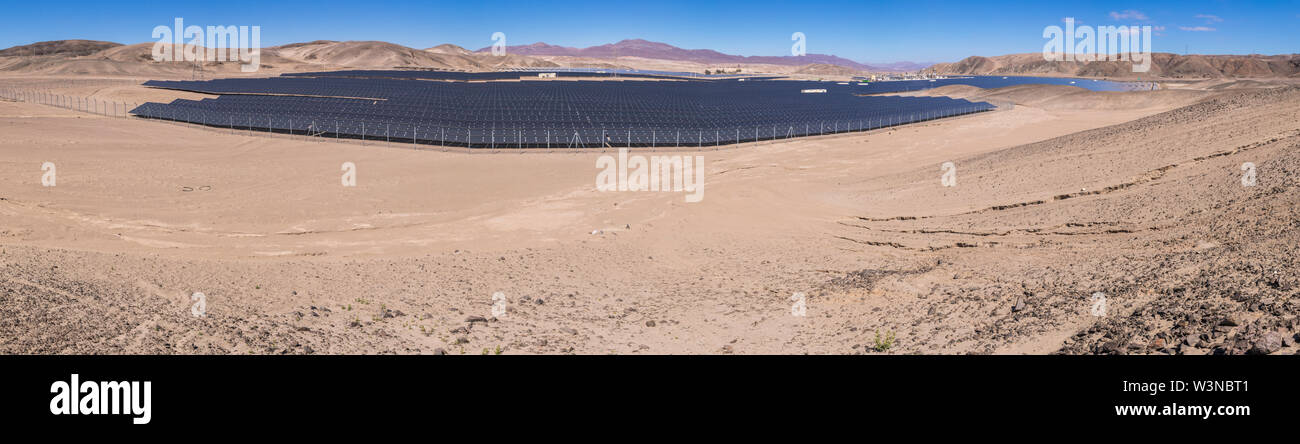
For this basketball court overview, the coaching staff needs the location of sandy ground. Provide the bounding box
[1,77,1297,355]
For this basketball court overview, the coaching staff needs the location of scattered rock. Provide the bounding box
[645,320,656,327]
[466,316,488,323]
[1100,340,1126,355]
[432,348,447,355]
[1011,297,1026,313]
[1247,332,1282,355]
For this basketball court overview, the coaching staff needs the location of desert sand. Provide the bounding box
[1,68,1297,355]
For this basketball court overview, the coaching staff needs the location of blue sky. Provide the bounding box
[2,0,1296,63]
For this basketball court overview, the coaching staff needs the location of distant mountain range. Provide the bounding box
[9,38,1294,79]
[925,53,1300,79]
[474,39,931,72]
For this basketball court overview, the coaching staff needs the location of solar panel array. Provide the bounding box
[131,74,995,148]
[279,68,754,81]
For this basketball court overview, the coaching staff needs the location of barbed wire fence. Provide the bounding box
[1,83,1003,153]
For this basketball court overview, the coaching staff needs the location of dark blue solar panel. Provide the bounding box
[132,73,997,148]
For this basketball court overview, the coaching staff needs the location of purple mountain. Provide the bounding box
[474,39,929,72]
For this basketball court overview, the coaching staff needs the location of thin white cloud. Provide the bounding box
[1179,26,1217,32]
[1109,10,1149,21]
[1195,14,1223,23]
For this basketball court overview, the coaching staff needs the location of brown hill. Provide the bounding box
[267,40,481,69]
[268,41,558,70]
[0,42,301,76]
[926,53,1300,79]
[0,40,567,75]
[0,40,122,57]
[424,44,471,56]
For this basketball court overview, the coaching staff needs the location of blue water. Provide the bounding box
[838,76,1156,94]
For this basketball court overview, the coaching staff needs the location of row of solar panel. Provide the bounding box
[130,102,992,147]
[277,70,764,81]
[142,78,821,102]
[133,74,996,148]
[136,92,990,128]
